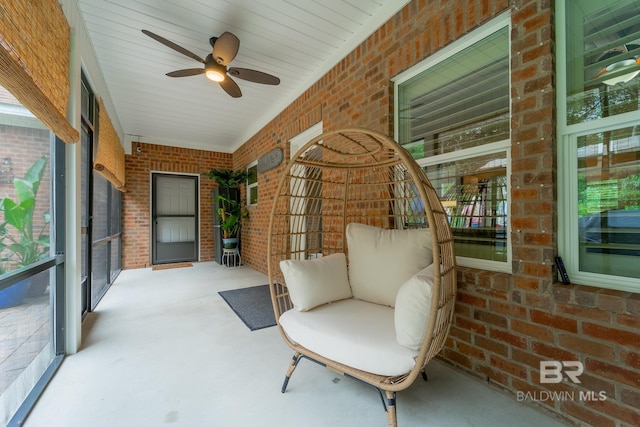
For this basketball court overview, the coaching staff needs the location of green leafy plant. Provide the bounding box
[206,168,250,240]
[0,156,50,272]
[206,168,249,188]
[216,195,242,239]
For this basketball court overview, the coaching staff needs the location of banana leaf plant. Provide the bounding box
[0,156,50,277]
[206,168,250,239]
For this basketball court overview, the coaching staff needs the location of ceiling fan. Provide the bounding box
[142,29,280,98]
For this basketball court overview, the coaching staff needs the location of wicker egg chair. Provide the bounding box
[267,128,457,426]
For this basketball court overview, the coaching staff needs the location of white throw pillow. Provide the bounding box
[394,264,434,351]
[346,223,432,307]
[279,253,352,311]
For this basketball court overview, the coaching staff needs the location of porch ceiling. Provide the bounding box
[76,0,410,153]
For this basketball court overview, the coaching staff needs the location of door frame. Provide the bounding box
[150,171,201,265]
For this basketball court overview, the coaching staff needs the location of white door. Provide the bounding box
[152,174,198,264]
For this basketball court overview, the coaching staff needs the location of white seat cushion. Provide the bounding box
[280,253,352,311]
[279,299,418,376]
[346,223,432,307]
[395,264,434,351]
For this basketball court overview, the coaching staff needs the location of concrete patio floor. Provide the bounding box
[23,262,569,427]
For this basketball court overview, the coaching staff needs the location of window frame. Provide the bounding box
[557,0,640,292]
[0,98,66,427]
[393,13,512,273]
[247,161,258,206]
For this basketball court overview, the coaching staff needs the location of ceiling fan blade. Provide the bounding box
[166,68,205,77]
[228,67,280,85]
[212,32,240,66]
[219,76,242,98]
[142,29,205,64]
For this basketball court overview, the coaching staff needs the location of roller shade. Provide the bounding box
[94,99,126,191]
[0,0,79,143]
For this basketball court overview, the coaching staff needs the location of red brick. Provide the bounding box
[490,355,527,379]
[475,335,509,357]
[456,341,486,360]
[448,326,471,342]
[597,289,628,312]
[577,373,616,397]
[585,359,640,389]
[523,232,552,246]
[511,319,554,342]
[582,323,640,349]
[531,341,577,362]
[512,348,543,369]
[530,309,578,333]
[473,309,508,328]
[456,291,488,308]
[621,350,640,371]
[514,277,542,291]
[557,333,615,361]
[574,286,598,307]
[512,188,539,200]
[584,396,640,426]
[490,328,527,349]
[489,300,526,319]
[476,364,509,387]
[443,348,472,370]
[561,401,615,427]
[524,292,552,310]
[621,387,640,408]
[556,303,611,323]
[628,293,640,315]
[454,316,487,335]
[616,313,640,329]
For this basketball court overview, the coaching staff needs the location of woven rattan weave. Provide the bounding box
[267,128,457,426]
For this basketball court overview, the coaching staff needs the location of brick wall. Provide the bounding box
[122,142,231,269]
[224,1,640,426]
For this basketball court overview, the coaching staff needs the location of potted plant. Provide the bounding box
[216,195,243,248]
[0,156,50,307]
[206,168,249,250]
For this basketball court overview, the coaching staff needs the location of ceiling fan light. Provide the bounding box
[206,69,225,82]
[204,55,226,82]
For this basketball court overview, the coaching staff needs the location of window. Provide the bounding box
[0,85,65,426]
[558,0,640,291]
[247,161,258,206]
[564,1,640,126]
[80,73,122,311]
[394,15,511,272]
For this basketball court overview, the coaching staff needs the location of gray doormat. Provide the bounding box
[218,284,276,331]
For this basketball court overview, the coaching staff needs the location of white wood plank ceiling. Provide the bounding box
[76,0,410,152]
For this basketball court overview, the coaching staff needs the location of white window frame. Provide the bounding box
[556,0,640,292]
[246,161,258,206]
[288,121,323,260]
[392,13,512,273]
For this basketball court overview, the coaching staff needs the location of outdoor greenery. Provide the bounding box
[0,156,50,276]
[205,168,249,188]
[206,168,249,239]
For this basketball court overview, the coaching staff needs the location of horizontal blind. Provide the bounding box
[398,27,509,159]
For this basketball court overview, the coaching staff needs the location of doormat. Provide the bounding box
[151,262,193,271]
[218,284,276,331]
